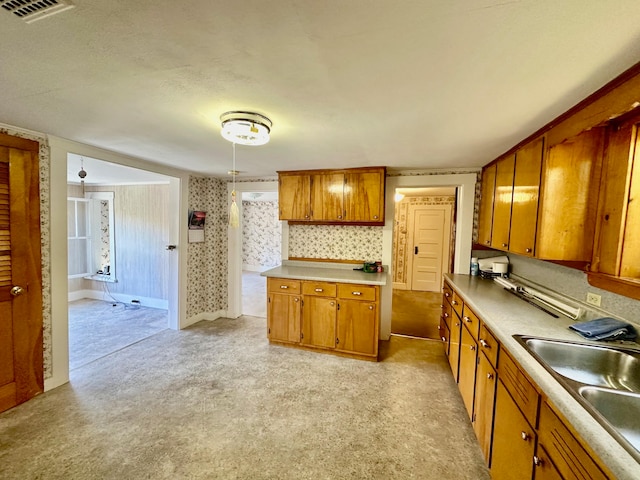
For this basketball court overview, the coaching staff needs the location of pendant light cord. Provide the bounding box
[232,142,236,194]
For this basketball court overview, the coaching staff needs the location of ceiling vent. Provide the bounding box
[1,0,74,23]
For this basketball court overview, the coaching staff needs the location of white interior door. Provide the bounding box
[409,205,452,292]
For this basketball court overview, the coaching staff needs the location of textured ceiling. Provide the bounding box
[2,0,640,179]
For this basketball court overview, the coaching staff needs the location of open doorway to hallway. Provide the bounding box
[391,187,457,339]
[240,190,281,317]
[66,154,176,370]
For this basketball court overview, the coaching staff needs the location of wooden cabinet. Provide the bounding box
[278,174,311,220]
[336,284,379,357]
[510,137,544,256]
[490,154,515,251]
[533,444,563,480]
[278,167,385,224]
[267,277,380,360]
[267,279,301,343]
[458,323,477,420]
[491,380,537,480]
[537,401,609,480]
[344,169,385,222]
[537,128,605,262]
[478,163,496,247]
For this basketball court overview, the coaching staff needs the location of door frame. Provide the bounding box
[47,136,189,391]
[227,180,284,318]
[381,172,477,340]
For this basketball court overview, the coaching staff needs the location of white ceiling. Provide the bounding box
[2,1,640,179]
[67,153,171,185]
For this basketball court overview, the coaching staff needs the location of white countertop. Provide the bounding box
[445,273,640,480]
[261,261,388,286]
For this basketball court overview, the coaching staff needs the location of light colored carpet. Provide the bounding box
[68,298,168,370]
[242,270,267,317]
[0,316,489,479]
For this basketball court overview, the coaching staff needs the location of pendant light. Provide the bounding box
[78,156,87,194]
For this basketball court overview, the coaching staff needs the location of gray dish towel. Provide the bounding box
[569,317,637,341]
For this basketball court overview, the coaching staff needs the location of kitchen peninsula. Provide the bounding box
[261,260,387,360]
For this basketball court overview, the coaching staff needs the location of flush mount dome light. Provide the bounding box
[220,111,272,146]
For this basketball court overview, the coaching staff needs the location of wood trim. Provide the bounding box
[587,272,640,301]
[0,133,39,152]
[277,166,387,176]
[287,257,364,265]
[287,220,384,226]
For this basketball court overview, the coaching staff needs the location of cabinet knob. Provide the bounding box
[330,301,335,307]
[480,339,489,348]
[533,456,543,467]
[485,240,490,245]
[305,215,310,219]
[521,431,530,441]
[470,345,476,351]
[373,215,378,219]
[502,243,508,248]
[441,336,446,342]
[463,316,472,323]
[352,291,362,296]
[280,285,289,289]
[445,292,450,297]
[437,325,442,331]
[452,300,458,305]
[487,373,493,380]
[368,305,374,310]
[439,304,444,308]
[315,288,323,292]
[455,322,460,327]
[444,313,449,318]
[294,297,299,302]
[337,215,342,219]
[526,248,532,253]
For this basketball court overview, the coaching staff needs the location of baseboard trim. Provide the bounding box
[182,310,228,328]
[68,289,168,309]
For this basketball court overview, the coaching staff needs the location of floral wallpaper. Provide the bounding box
[100,200,110,266]
[0,125,52,378]
[242,200,281,269]
[288,224,383,262]
[187,175,228,320]
[392,195,456,284]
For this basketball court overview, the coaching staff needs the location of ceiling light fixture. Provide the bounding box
[220,111,272,146]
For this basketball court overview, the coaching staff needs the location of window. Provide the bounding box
[68,197,91,278]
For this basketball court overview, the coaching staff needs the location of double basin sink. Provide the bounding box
[514,335,640,462]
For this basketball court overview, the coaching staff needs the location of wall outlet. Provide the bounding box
[131,299,140,304]
[586,292,601,307]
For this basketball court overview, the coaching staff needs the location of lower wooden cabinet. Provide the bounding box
[267,277,380,360]
[533,444,563,480]
[491,381,537,480]
[458,324,478,420]
[473,351,497,464]
[448,312,462,382]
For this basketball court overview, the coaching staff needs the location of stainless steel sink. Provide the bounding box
[514,335,640,462]
[579,386,640,453]
[523,337,640,392]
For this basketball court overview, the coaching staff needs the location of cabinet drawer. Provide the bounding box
[538,402,608,480]
[268,278,301,294]
[498,350,540,426]
[441,300,452,328]
[451,290,464,318]
[461,304,481,340]
[443,282,453,304]
[337,284,377,301]
[478,323,499,368]
[302,281,337,297]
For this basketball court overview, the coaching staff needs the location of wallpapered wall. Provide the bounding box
[1,125,52,378]
[187,175,228,320]
[288,225,383,261]
[242,200,281,269]
[393,195,456,284]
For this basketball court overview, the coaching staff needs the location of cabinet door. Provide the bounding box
[279,174,310,220]
[491,154,515,251]
[473,352,497,465]
[448,313,462,382]
[336,299,378,356]
[301,296,336,349]
[537,128,604,261]
[267,293,301,343]
[438,315,450,355]
[311,173,344,221]
[510,138,543,256]
[344,170,385,222]
[491,381,536,480]
[478,163,496,247]
[533,445,563,480]
[458,324,478,420]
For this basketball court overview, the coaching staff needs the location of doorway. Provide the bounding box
[66,154,175,370]
[391,187,456,339]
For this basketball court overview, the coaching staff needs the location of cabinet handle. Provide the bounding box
[485,240,490,245]
[444,313,449,318]
[352,291,362,296]
[437,325,442,331]
[305,214,310,219]
[451,300,458,305]
[455,322,460,327]
[439,304,444,308]
[470,345,476,351]
[315,288,323,292]
[337,215,342,219]
[533,456,542,467]
[441,336,446,342]
[526,248,532,253]
[480,339,489,348]
[445,292,450,297]
[502,243,508,248]
[368,305,374,310]
[294,297,299,302]
[463,316,472,323]
[487,373,493,380]
[373,215,378,219]
[521,431,530,441]
[330,302,335,307]
[280,285,289,289]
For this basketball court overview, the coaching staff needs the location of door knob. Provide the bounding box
[11,285,25,296]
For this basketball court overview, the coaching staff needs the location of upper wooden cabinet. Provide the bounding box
[536,128,604,262]
[490,154,515,251]
[477,163,496,247]
[278,167,386,224]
